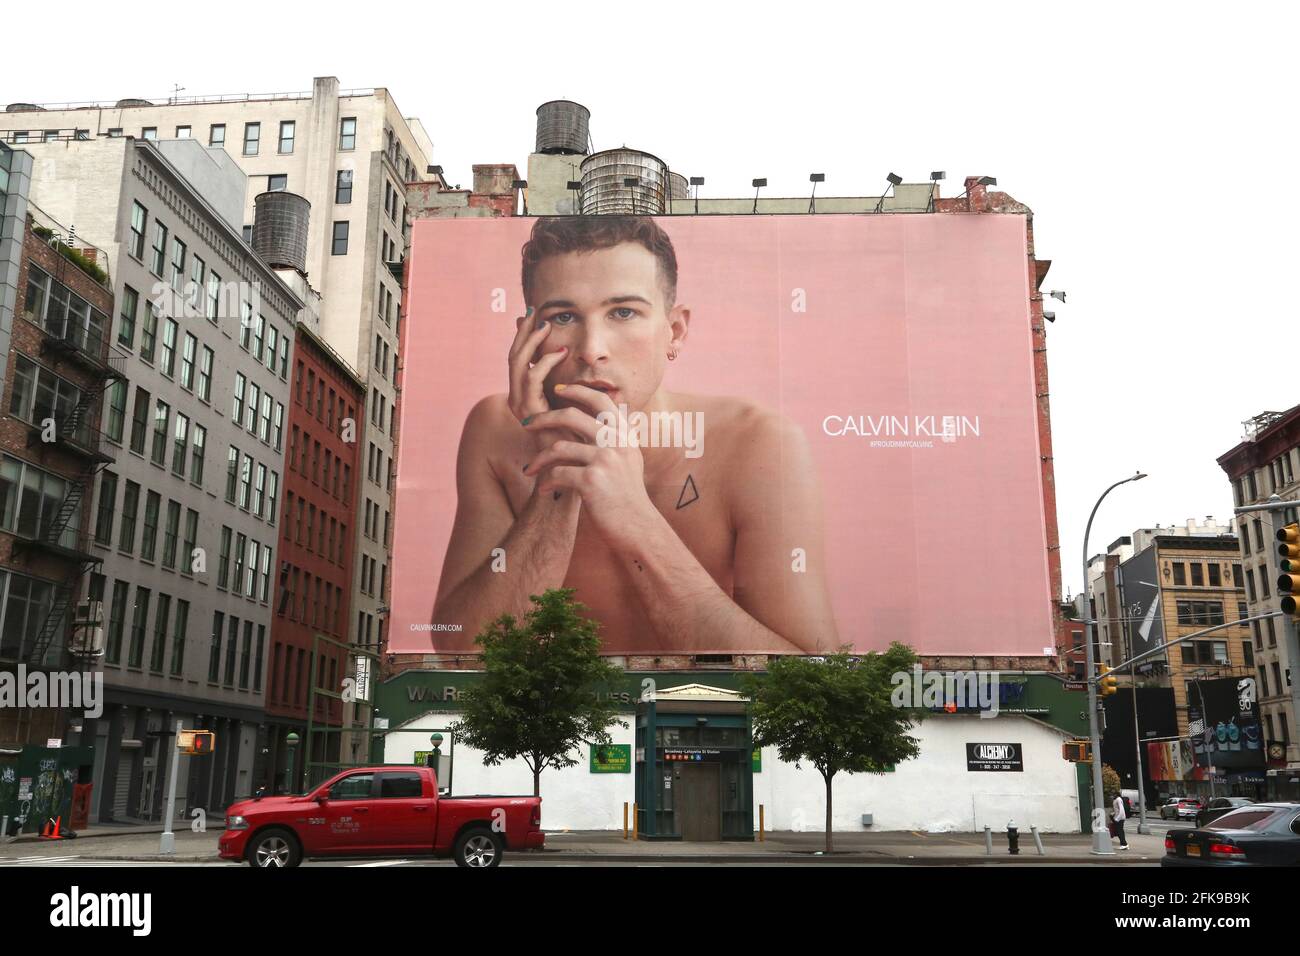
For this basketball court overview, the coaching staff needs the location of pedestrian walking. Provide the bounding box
[1111,793,1129,849]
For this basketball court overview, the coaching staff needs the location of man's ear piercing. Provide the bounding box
[667,348,679,361]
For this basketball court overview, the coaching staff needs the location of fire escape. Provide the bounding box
[10,227,124,667]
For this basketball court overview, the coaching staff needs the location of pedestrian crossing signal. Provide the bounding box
[178,730,216,755]
[1062,740,1091,762]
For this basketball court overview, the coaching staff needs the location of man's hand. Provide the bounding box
[522,384,655,543]
[508,311,572,460]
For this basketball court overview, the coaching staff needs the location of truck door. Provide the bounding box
[372,771,437,852]
[312,771,382,854]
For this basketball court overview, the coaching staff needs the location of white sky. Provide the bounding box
[7,1,1295,597]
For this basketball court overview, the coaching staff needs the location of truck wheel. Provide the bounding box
[454,827,503,868]
[246,827,302,868]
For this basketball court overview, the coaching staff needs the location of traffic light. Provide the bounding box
[177,730,216,755]
[1062,740,1091,762]
[1278,524,1300,620]
[1098,665,1118,697]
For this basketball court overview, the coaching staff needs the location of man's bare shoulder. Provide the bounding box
[672,392,809,458]
[460,394,530,466]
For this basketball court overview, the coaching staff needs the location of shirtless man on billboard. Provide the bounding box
[430,216,836,655]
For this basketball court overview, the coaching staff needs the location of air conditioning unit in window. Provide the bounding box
[68,600,105,658]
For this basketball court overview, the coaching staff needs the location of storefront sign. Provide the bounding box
[752,749,762,773]
[590,744,631,773]
[966,743,1023,772]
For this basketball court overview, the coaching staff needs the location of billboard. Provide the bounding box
[1118,548,1167,673]
[1185,675,1264,773]
[391,214,1053,656]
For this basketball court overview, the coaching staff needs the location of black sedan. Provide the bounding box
[1162,803,1300,866]
[1196,796,1254,828]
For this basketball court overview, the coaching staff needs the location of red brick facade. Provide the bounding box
[267,324,364,728]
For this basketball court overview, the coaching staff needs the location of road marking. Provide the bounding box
[348,859,413,867]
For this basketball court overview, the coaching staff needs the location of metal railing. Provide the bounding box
[4,88,377,112]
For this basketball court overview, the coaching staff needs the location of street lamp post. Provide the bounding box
[1082,471,1147,855]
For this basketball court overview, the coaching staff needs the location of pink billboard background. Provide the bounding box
[391,214,1052,656]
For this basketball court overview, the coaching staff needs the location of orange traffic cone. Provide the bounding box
[40,816,63,839]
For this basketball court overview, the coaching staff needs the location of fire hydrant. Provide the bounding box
[1007,820,1020,855]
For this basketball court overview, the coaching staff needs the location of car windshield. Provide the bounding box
[1205,808,1277,831]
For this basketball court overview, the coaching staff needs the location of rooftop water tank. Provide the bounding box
[668,172,690,201]
[579,148,668,216]
[5,103,45,112]
[252,191,311,273]
[535,100,590,155]
[114,98,154,108]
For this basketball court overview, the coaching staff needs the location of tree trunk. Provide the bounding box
[533,765,541,798]
[824,773,834,854]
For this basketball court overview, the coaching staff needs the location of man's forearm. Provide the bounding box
[433,491,580,635]
[611,505,804,654]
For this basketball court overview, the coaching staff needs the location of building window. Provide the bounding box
[260,392,272,443]
[246,382,260,434]
[142,127,157,141]
[117,285,138,349]
[182,508,198,576]
[94,472,118,545]
[278,121,295,154]
[169,237,186,292]
[253,463,266,517]
[129,387,150,455]
[176,125,191,138]
[267,471,279,526]
[198,346,214,402]
[243,122,260,156]
[191,424,206,485]
[1207,563,1221,587]
[336,170,353,204]
[162,500,180,569]
[151,399,170,466]
[226,447,239,503]
[268,174,287,192]
[140,491,160,562]
[225,615,239,685]
[233,372,246,425]
[242,225,253,244]
[172,412,190,476]
[265,325,278,374]
[150,594,170,672]
[170,599,189,675]
[150,221,168,278]
[127,587,151,668]
[188,255,204,313]
[107,128,123,138]
[218,526,232,590]
[1176,600,1225,626]
[1243,641,1254,667]
[206,272,221,323]
[1190,563,1204,587]
[339,117,356,150]
[128,202,147,260]
[104,580,129,665]
[273,402,284,451]
[1232,564,1244,589]
[209,124,226,147]
[105,380,127,443]
[180,332,197,390]
[208,611,224,682]
[119,481,140,554]
[332,221,349,255]
[160,317,178,376]
[260,545,272,603]
[239,454,252,510]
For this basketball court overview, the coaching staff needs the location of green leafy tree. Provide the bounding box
[743,643,926,853]
[1102,764,1122,805]
[452,588,626,797]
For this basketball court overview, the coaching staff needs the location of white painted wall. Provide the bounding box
[388,712,1081,833]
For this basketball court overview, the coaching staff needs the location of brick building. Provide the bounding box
[0,204,119,748]
[263,321,363,792]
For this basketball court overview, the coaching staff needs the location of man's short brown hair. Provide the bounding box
[521,216,678,308]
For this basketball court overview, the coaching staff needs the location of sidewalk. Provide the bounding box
[0,826,1165,864]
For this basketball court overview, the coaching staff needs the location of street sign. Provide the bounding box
[177,730,215,755]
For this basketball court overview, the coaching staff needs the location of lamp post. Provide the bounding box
[1082,471,1147,854]
[285,732,300,794]
[1120,578,1160,835]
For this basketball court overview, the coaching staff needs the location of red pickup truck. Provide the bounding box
[218,766,543,868]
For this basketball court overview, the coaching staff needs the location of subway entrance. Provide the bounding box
[634,684,754,841]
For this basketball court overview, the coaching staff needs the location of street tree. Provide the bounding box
[744,643,926,853]
[452,588,626,797]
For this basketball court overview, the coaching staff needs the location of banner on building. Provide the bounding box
[394,214,1053,656]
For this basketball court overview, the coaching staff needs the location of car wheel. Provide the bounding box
[246,827,302,869]
[454,827,504,869]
